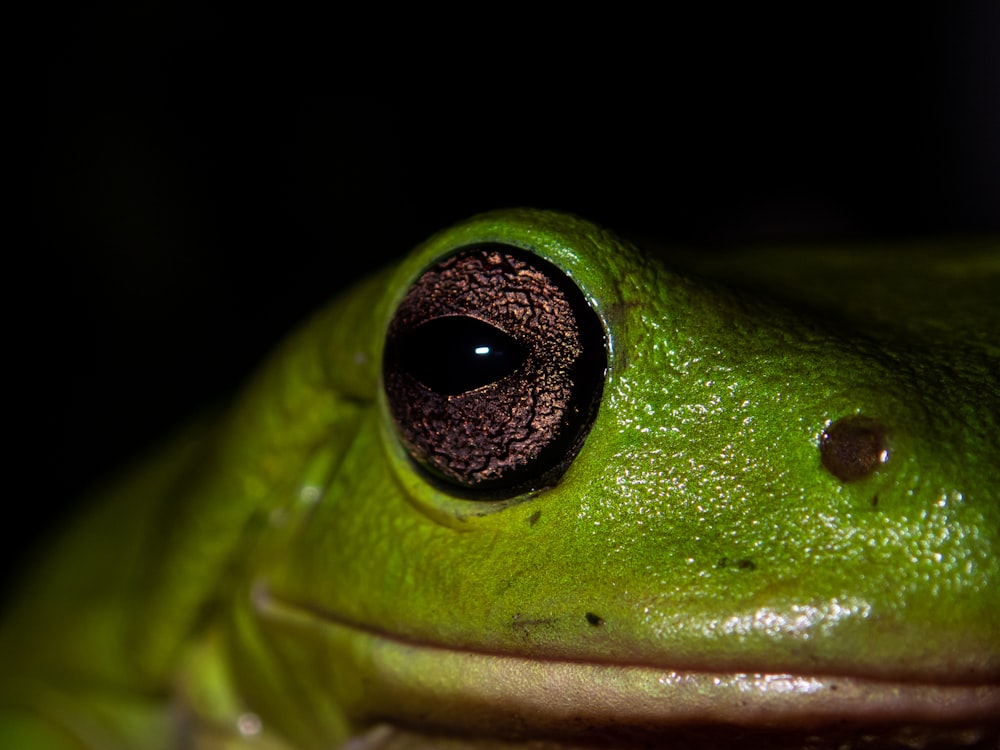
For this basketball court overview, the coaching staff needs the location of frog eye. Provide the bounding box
[382,244,606,497]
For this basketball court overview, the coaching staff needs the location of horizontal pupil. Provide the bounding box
[397,316,527,395]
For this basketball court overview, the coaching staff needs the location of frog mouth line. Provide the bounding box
[253,586,999,739]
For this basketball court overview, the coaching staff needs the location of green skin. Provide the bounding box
[1,209,998,749]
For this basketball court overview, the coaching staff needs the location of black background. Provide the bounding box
[14,6,999,598]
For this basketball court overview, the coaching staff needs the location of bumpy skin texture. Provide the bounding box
[0,210,997,749]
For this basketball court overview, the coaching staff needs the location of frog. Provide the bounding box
[1,208,997,749]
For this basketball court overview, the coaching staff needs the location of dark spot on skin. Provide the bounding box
[585,612,604,626]
[820,415,890,482]
[527,510,541,526]
[511,613,555,639]
[716,557,757,571]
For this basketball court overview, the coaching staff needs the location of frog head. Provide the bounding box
[239,209,998,746]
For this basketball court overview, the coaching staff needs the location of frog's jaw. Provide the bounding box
[246,586,1000,747]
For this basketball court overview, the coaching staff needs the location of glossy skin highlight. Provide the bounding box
[1,210,997,748]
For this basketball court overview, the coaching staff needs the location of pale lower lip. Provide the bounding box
[256,590,1000,744]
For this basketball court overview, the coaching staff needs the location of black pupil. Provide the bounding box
[397,316,528,395]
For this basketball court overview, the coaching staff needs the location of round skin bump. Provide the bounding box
[819,415,890,482]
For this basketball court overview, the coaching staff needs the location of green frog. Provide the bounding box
[1,209,997,748]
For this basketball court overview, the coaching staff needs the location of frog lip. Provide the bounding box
[255,588,1000,736]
